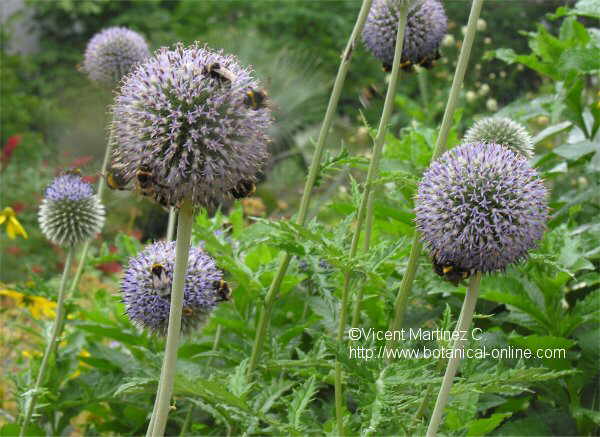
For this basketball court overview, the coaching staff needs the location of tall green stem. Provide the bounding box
[149,199,195,437]
[166,208,177,241]
[20,248,75,437]
[68,130,115,295]
[425,272,482,436]
[387,0,485,338]
[334,4,409,435]
[247,0,374,376]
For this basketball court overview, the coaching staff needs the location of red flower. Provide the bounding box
[5,246,22,256]
[11,202,25,213]
[82,175,99,184]
[96,261,122,274]
[1,135,22,164]
[70,155,94,167]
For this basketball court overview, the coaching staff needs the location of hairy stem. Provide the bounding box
[247,0,374,376]
[336,3,409,434]
[387,0,485,338]
[20,248,75,436]
[426,272,482,436]
[150,199,194,437]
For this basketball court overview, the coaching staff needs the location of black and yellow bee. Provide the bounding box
[151,263,171,297]
[433,261,472,286]
[243,88,268,110]
[205,62,236,85]
[61,168,82,176]
[104,167,131,191]
[213,279,231,302]
[229,179,256,199]
[182,307,194,317]
[382,51,442,73]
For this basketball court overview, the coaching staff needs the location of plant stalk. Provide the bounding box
[387,0,485,338]
[166,208,177,241]
[336,3,409,434]
[68,129,115,295]
[20,248,75,437]
[150,199,195,437]
[425,272,482,436]
[247,0,374,376]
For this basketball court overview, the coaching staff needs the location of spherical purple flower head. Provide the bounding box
[38,174,105,246]
[110,43,272,208]
[415,142,548,273]
[362,0,448,71]
[82,27,150,86]
[121,241,225,335]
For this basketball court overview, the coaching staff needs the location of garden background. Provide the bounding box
[1,0,599,435]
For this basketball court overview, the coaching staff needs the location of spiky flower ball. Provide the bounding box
[110,43,272,208]
[38,174,105,247]
[415,142,548,274]
[464,117,534,158]
[82,27,150,86]
[362,0,448,71]
[121,241,227,335]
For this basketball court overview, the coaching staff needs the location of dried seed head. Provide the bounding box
[110,43,272,208]
[82,27,150,86]
[464,117,534,158]
[38,175,105,247]
[415,142,548,273]
[121,241,226,335]
[362,0,448,70]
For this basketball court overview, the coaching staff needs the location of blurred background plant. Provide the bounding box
[1,0,598,435]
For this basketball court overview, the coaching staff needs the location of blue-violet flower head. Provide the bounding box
[110,43,272,208]
[38,174,105,247]
[121,241,226,335]
[415,142,548,273]
[362,0,448,71]
[82,26,150,86]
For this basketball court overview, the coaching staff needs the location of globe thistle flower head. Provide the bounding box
[38,174,105,247]
[82,27,150,86]
[415,142,548,274]
[121,241,226,335]
[362,0,448,71]
[110,43,272,208]
[464,117,534,158]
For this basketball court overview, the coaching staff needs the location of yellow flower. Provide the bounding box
[0,288,56,319]
[0,207,28,239]
[22,350,42,359]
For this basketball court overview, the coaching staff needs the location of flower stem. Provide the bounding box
[247,0,374,376]
[387,0,485,338]
[68,129,115,295]
[20,248,75,437]
[335,3,409,434]
[166,207,177,241]
[425,272,482,437]
[149,199,195,437]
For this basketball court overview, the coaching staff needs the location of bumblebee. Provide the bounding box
[213,279,231,302]
[104,167,130,191]
[61,168,82,176]
[135,165,169,197]
[243,87,268,110]
[229,179,256,199]
[205,62,236,85]
[433,261,472,286]
[182,307,194,317]
[151,263,171,297]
